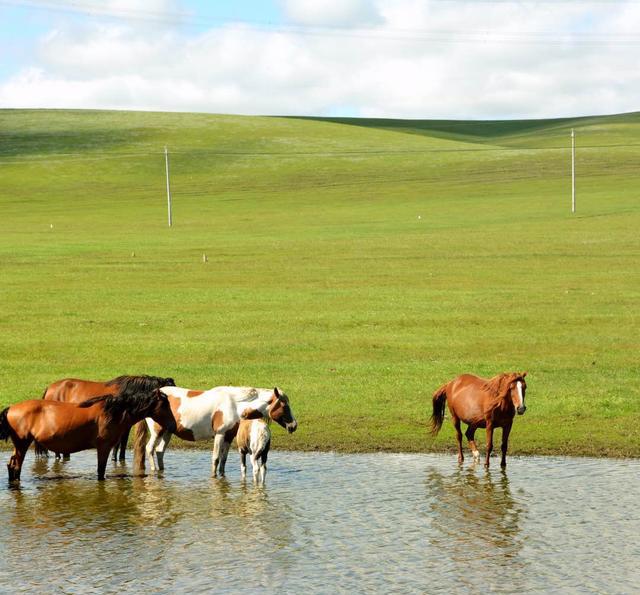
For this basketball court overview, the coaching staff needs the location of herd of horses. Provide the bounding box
[0,370,527,483]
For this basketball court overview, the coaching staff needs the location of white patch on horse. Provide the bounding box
[516,381,524,408]
[175,393,219,440]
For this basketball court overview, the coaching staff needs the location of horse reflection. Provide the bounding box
[426,467,527,568]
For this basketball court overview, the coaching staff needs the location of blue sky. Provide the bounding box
[0,0,638,119]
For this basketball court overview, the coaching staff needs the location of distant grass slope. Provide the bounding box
[1,109,639,457]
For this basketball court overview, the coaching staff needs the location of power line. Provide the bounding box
[3,0,640,46]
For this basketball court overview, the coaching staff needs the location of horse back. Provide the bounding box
[7,399,99,445]
[43,378,116,403]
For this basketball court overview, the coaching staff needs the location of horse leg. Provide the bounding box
[218,439,232,477]
[211,434,225,478]
[251,453,260,483]
[500,423,512,469]
[96,443,111,480]
[154,431,172,472]
[453,416,464,464]
[260,450,268,485]
[239,449,247,481]
[145,424,161,473]
[118,429,129,462]
[7,439,31,482]
[485,423,494,468]
[465,425,480,462]
[62,453,70,462]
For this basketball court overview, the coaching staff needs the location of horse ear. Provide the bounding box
[521,371,527,378]
[274,387,281,398]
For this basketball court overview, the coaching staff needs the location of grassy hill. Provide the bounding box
[1,108,639,457]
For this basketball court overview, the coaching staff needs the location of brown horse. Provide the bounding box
[41,375,175,461]
[430,372,527,468]
[0,389,176,482]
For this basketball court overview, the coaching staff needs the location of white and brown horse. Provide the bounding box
[430,372,527,468]
[237,418,271,485]
[133,386,297,476]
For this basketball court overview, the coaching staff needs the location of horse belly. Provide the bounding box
[450,394,485,427]
[37,428,98,454]
[176,402,215,441]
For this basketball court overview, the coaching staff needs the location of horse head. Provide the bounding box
[267,387,298,433]
[144,389,177,433]
[506,372,527,415]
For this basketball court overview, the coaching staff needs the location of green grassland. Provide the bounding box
[1,109,639,457]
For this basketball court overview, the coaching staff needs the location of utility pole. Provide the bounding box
[165,146,173,227]
[571,129,576,214]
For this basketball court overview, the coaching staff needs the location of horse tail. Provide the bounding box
[430,384,448,436]
[0,407,11,441]
[133,420,148,473]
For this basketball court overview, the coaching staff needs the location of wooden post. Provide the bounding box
[165,146,173,227]
[571,129,576,214]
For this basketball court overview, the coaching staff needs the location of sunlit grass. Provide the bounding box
[1,109,639,456]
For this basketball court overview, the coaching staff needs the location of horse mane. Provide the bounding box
[78,390,162,424]
[105,375,175,398]
[481,372,524,405]
[228,387,261,403]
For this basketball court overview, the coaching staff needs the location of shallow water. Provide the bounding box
[0,450,638,594]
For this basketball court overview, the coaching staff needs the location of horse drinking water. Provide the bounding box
[0,389,176,481]
[41,374,175,461]
[430,372,527,468]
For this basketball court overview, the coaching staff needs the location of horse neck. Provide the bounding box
[113,408,147,430]
[237,389,273,414]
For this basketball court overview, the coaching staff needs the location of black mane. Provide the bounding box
[105,375,175,399]
[78,390,163,424]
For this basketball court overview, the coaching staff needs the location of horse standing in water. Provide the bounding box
[430,372,527,468]
[237,418,271,485]
[41,375,175,461]
[0,389,176,481]
[133,386,297,477]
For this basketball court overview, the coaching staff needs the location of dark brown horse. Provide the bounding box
[41,375,175,461]
[430,372,527,468]
[0,389,176,481]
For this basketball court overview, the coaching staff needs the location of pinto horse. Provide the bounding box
[237,418,271,485]
[430,372,527,468]
[41,375,175,461]
[0,389,176,481]
[133,386,297,477]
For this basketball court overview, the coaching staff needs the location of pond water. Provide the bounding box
[0,450,638,594]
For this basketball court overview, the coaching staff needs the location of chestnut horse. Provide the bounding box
[41,374,175,461]
[0,389,176,481]
[430,372,527,468]
[133,386,297,477]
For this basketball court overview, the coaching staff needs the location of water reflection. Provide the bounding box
[1,451,638,593]
[426,465,528,592]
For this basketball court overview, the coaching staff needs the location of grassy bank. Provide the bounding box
[1,109,639,457]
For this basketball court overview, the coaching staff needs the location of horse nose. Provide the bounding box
[517,406,526,415]
[287,420,298,433]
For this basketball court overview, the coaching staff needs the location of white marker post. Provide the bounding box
[571,129,576,214]
[165,146,173,227]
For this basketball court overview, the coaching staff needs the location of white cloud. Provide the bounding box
[1,0,639,118]
[278,0,383,27]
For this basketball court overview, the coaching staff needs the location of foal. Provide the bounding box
[237,417,271,485]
